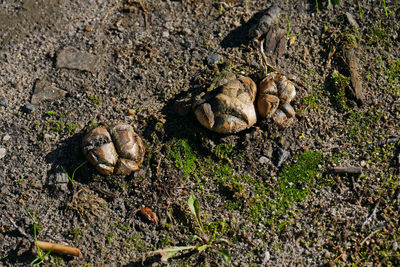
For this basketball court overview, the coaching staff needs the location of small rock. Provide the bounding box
[0,97,8,107]
[2,134,11,142]
[31,78,67,104]
[393,241,398,251]
[22,103,37,114]
[182,41,192,49]
[43,133,53,141]
[182,28,192,35]
[207,53,223,65]
[345,12,359,28]
[312,28,321,36]
[133,168,146,178]
[274,148,290,167]
[52,171,69,192]
[162,31,170,38]
[56,46,102,73]
[0,147,6,159]
[258,156,269,165]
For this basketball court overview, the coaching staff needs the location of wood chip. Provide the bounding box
[345,48,364,105]
[333,166,362,174]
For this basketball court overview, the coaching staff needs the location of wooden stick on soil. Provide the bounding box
[345,48,365,104]
[36,241,82,257]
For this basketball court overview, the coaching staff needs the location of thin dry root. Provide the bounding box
[36,240,82,257]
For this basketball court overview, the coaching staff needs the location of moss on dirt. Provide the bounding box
[329,70,352,111]
[345,108,383,145]
[166,137,324,230]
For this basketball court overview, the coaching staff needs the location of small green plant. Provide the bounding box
[106,232,114,244]
[47,111,57,116]
[359,5,364,19]
[66,123,79,135]
[61,161,87,185]
[146,195,231,263]
[89,95,101,106]
[285,15,291,39]
[217,1,223,15]
[25,207,52,265]
[72,227,84,241]
[381,0,399,17]
[52,121,61,132]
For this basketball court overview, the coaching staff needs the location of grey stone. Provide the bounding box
[182,41,192,49]
[2,134,11,142]
[56,46,102,73]
[0,97,8,107]
[162,31,170,38]
[275,148,290,167]
[31,78,67,104]
[346,12,359,28]
[258,156,269,165]
[0,147,6,159]
[207,53,223,65]
[22,103,37,113]
[52,171,69,192]
[393,241,399,251]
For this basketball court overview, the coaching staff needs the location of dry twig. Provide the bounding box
[359,227,383,246]
[361,201,379,230]
[36,241,81,257]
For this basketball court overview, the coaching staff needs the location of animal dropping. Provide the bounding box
[257,73,296,126]
[192,72,257,134]
[82,123,145,175]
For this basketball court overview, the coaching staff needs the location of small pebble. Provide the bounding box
[162,31,170,38]
[275,148,290,167]
[345,12,359,28]
[207,53,223,65]
[182,28,192,35]
[56,46,101,73]
[43,133,53,141]
[393,241,398,251]
[128,109,135,115]
[182,41,192,49]
[52,171,69,192]
[3,134,11,142]
[22,103,37,114]
[312,28,321,36]
[0,97,8,107]
[0,147,6,159]
[31,79,67,104]
[258,156,269,165]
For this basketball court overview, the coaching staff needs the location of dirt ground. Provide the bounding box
[0,0,399,266]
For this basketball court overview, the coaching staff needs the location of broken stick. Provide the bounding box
[345,48,364,105]
[333,166,362,174]
[36,241,81,257]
